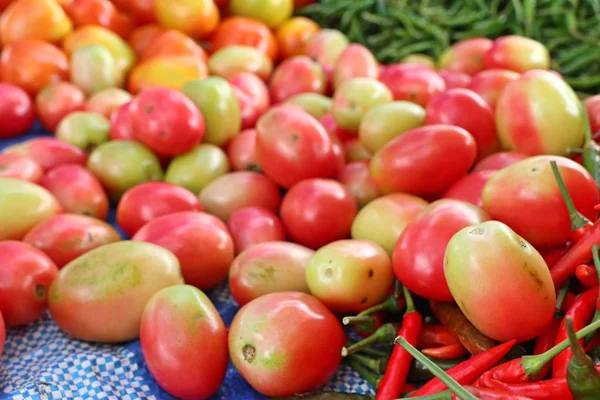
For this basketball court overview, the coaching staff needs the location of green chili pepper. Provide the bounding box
[566,317,600,399]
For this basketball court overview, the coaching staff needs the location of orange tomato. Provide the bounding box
[1,39,70,96]
[142,30,207,62]
[211,17,278,61]
[154,0,220,39]
[67,0,134,38]
[0,0,73,45]
[128,25,165,57]
[111,0,156,23]
[276,16,319,59]
[128,56,209,94]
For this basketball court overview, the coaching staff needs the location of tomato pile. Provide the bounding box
[2,1,600,399]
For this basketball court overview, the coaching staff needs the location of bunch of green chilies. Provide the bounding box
[298,0,600,94]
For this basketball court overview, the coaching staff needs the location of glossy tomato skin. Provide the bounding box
[211,17,277,61]
[228,72,270,129]
[437,70,472,89]
[472,151,529,172]
[154,0,220,39]
[133,212,234,290]
[141,285,227,400]
[227,129,260,171]
[269,56,326,104]
[4,138,87,171]
[128,56,209,94]
[371,125,477,195]
[164,144,230,194]
[379,63,446,107]
[0,154,43,182]
[438,38,493,75]
[68,0,134,38]
[35,82,86,132]
[442,170,496,208]
[0,241,59,326]
[227,206,286,254]
[468,69,520,109]
[585,95,600,136]
[23,214,121,268]
[483,35,550,73]
[208,46,273,81]
[229,0,292,29]
[229,292,344,397]
[116,182,203,237]
[0,83,35,138]
[336,161,380,208]
[393,200,490,302]
[281,179,357,249]
[109,102,135,141]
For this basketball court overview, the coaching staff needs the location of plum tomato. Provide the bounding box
[199,171,281,221]
[336,161,380,208]
[109,101,135,141]
[41,164,109,220]
[467,69,520,109]
[116,182,202,237]
[113,0,155,24]
[229,0,292,28]
[0,241,59,326]
[445,221,555,342]
[211,17,277,61]
[55,112,111,151]
[227,206,286,254]
[484,35,550,73]
[438,38,493,75]
[0,83,35,138]
[473,151,529,172]
[269,56,326,104]
[0,154,43,182]
[165,144,230,194]
[584,95,600,136]
[227,129,260,171]
[228,72,270,129]
[23,214,121,268]
[333,44,379,90]
[437,70,472,89]
[70,44,123,95]
[35,82,86,132]
[133,212,234,290]
[442,170,497,208]
[229,242,313,306]
[154,0,219,39]
[379,63,446,107]
[141,285,228,400]
[208,46,273,81]
[129,87,205,157]
[84,88,132,119]
[286,93,332,120]
[0,0,72,45]
[229,292,344,397]
[275,16,319,59]
[280,178,357,249]
[306,239,394,313]
[4,138,87,171]
[482,155,599,248]
[49,241,182,342]
[394,200,490,302]
[370,125,477,196]
[401,54,436,68]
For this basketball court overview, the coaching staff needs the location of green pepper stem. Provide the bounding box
[403,285,416,314]
[550,160,591,231]
[342,323,398,357]
[348,353,388,374]
[343,315,377,326]
[355,295,399,317]
[394,336,478,400]
[345,356,382,389]
[555,280,570,315]
[567,317,589,363]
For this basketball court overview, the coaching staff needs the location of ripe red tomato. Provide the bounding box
[281,178,357,249]
[4,138,87,171]
[129,88,206,157]
[0,154,43,182]
[442,170,496,208]
[269,56,326,103]
[379,63,445,107]
[133,211,234,290]
[438,38,493,75]
[473,151,529,172]
[0,241,59,326]
[228,72,270,129]
[585,95,600,136]
[211,17,278,61]
[318,113,355,143]
[227,206,286,254]
[468,69,520,109]
[116,182,203,237]
[35,82,86,132]
[437,70,472,89]
[227,129,260,171]
[0,83,34,138]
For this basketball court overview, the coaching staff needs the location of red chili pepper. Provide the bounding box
[418,323,461,348]
[450,386,535,400]
[409,339,516,396]
[401,384,417,395]
[542,244,573,269]
[376,287,422,400]
[576,263,598,287]
[585,332,600,351]
[478,371,576,400]
[422,343,468,360]
[562,292,576,313]
[531,318,561,380]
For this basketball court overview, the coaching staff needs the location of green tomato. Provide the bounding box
[286,93,333,119]
[229,0,293,28]
[182,77,241,147]
[332,78,393,132]
[165,144,230,194]
[70,45,123,95]
[208,46,273,80]
[55,112,110,151]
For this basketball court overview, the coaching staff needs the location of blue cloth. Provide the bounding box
[0,123,375,400]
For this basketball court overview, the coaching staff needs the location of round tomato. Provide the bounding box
[3,138,87,171]
[585,95,600,136]
[35,82,86,132]
[227,129,260,171]
[229,0,293,28]
[379,63,445,107]
[55,111,111,151]
[165,144,230,194]
[212,17,277,61]
[208,46,273,81]
[333,44,379,90]
[67,0,134,38]
[484,35,550,73]
[0,154,43,182]
[437,70,472,89]
[154,0,219,39]
[128,24,164,56]
[113,0,155,23]
[275,17,319,59]
[0,83,35,138]
[227,206,286,254]
[473,151,529,172]
[128,56,209,94]
[269,56,326,103]
[305,29,348,73]
[141,29,207,61]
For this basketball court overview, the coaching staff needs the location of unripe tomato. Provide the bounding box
[286,93,332,119]
[306,29,349,79]
[0,154,43,182]
[275,17,319,59]
[229,0,293,28]
[70,45,123,96]
[208,46,273,81]
[4,138,87,171]
[473,151,529,172]
[269,56,326,104]
[442,170,496,208]
[0,83,35,138]
[379,63,445,107]
[36,82,86,132]
[439,38,493,75]
[333,44,379,90]
[437,70,472,89]
[484,35,550,73]
[468,69,520,109]
[0,0,72,44]
[56,112,111,151]
[445,221,555,342]
[154,0,220,39]
[165,144,230,194]
[336,161,380,208]
[227,206,286,254]
[211,17,277,61]
[227,129,260,171]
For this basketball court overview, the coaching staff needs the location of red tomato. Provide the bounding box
[109,101,135,141]
[438,38,493,75]
[128,24,165,56]
[371,125,477,195]
[84,88,132,119]
[211,17,277,61]
[0,241,59,326]
[585,95,600,137]
[41,164,109,220]
[483,35,550,73]
[256,105,337,188]
[228,72,270,129]
[227,206,286,254]
[425,88,498,160]
[468,69,520,109]
[336,161,380,207]
[141,29,207,61]
[379,63,445,107]
[0,83,35,138]
[437,70,472,89]
[4,138,87,171]
[133,211,234,290]
[129,88,205,157]
[23,214,121,268]
[35,82,86,132]
[0,311,4,357]
[269,56,326,103]
[112,0,155,23]
[0,154,43,182]
[281,178,357,249]
[116,182,203,238]
[473,151,529,172]
[442,170,496,208]
[227,129,260,171]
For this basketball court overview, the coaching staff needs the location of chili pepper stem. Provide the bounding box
[403,285,415,314]
[345,356,382,388]
[585,244,600,343]
[342,323,398,357]
[550,160,591,231]
[556,281,570,314]
[348,353,388,374]
[343,315,376,326]
[394,336,478,400]
[567,317,590,363]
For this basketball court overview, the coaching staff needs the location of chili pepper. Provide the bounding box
[542,244,573,269]
[584,334,600,352]
[402,384,417,395]
[430,301,496,355]
[576,264,598,287]
[418,324,461,349]
[342,323,400,357]
[411,357,468,383]
[565,316,600,398]
[451,386,536,400]
[478,373,575,400]
[375,287,422,400]
[422,343,468,360]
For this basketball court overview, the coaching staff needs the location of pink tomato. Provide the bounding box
[468,69,520,109]
[109,101,135,140]
[336,161,380,207]
[484,35,550,73]
[227,129,260,171]
[437,70,472,89]
[379,63,445,107]
[473,151,529,172]
[442,170,497,208]
[227,206,286,254]
[438,38,493,75]
[35,82,86,132]
[269,56,326,103]
[0,153,43,182]
[228,72,269,129]
[3,138,87,171]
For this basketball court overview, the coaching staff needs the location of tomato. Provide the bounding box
[468,69,520,109]
[484,35,550,73]
[84,88,131,119]
[0,154,43,182]
[0,83,35,138]
[437,70,472,89]
[49,241,182,342]
[229,0,293,28]
[199,171,281,221]
[229,242,313,306]
[87,140,163,201]
[141,285,228,400]
[23,214,121,268]
[333,44,379,90]
[275,17,319,59]
[473,151,529,172]
[128,25,165,57]
[319,112,354,141]
[228,72,270,129]
[1,39,69,97]
[269,56,326,104]
[67,0,134,38]
[56,112,111,151]
[128,88,205,157]
[359,101,425,153]
[128,56,209,94]
[112,0,155,24]
[229,292,344,397]
[211,17,277,61]
[584,95,600,136]
[371,125,477,195]
[0,241,59,326]
[41,164,109,220]
[35,82,86,132]
[109,102,135,141]
[154,0,220,39]
[441,170,496,208]
[208,46,273,81]
[0,0,72,44]
[133,212,234,290]
[482,155,598,248]
[402,54,436,68]
[256,105,337,188]
[4,138,87,171]
[305,29,349,72]
[227,206,286,254]
[439,38,493,75]
[496,70,584,156]
[379,63,446,107]
[141,29,207,62]
[70,44,124,95]
[281,178,357,249]
[332,77,393,131]
[227,129,260,171]
[336,161,380,208]
[286,93,332,119]
[165,144,230,194]
[344,139,373,162]
[116,182,203,237]
[445,221,555,342]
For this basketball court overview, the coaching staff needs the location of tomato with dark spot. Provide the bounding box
[3,138,87,171]
[0,154,43,182]
[473,151,529,172]
[0,83,35,138]
[379,63,446,107]
[227,206,286,254]
[442,170,496,208]
[35,82,86,132]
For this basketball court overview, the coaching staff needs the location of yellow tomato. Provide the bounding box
[128,56,209,94]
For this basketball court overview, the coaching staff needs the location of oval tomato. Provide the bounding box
[55,112,111,151]
[227,129,260,171]
[438,38,493,75]
[228,72,270,129]
[229,0,293,28]
[437,70,472,90]
[379,63,445,107]
[333,44,379,90]
[4,138,87,171]
[484,35,550,73]
[35,82,86,132]
[0,154,43,182]
[84,88,132,119]
[275,16,319,59]
[154,0,220,39]
[0,83,35,138]
[109,101,135,141]
[128,56,209,94]
[128,24,164,56]
[67,0,134,38]
[141,29,207,61]
[0,0,72,44]
[208,46,273,80]
[165,144,230,194]
[227,206,286,254]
